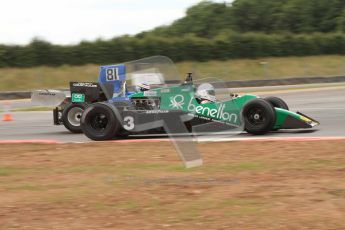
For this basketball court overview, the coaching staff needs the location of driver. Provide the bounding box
[136,83,150,92]
[197,89,216,104]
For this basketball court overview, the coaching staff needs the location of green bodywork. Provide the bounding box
[130,83,312,130]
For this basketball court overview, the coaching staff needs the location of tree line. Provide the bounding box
[2,0,345,67]
[143,0,345,37]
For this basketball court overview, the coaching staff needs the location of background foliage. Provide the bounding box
[2,0,345,67]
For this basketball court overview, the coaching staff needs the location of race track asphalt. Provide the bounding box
[0,86,344,143]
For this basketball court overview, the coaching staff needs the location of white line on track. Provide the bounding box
[1,136,345,144]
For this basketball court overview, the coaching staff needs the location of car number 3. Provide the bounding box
[123,116,135,131]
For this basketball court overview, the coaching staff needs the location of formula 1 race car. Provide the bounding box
[32,56,319,140]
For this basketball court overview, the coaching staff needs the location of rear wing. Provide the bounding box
[70,82,107,103]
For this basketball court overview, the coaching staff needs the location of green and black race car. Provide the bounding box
[32,56,319,140]
[127,79,319,135]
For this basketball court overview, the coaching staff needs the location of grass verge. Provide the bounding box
[1,55,345,91]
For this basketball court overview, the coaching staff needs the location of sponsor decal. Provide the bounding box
[72,82,98,88]
[39,92,56,96]
[160,89,170,93]
[72,93,85,103]
[169,95,237,123]
[170,95,185,109]
[144,91,158,97]
[187,97,237,123]
[145,110,169,114]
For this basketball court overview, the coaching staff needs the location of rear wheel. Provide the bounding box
[243,99,276,135]
[62,103,87,133]
[81,103,120,141]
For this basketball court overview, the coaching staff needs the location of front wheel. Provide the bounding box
[265,96,289,131]
[62,103,87,133]
[265,96,289,110]
[243,99,276,135]
[81,103,120,141]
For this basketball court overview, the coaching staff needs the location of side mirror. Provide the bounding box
[184,73,193,83]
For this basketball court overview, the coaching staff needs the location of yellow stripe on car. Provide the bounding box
[300,115,312,123]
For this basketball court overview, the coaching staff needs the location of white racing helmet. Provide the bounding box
[136,83,150,92]
[196,83,216,103]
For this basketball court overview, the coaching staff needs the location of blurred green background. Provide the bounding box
[2,0,345,90]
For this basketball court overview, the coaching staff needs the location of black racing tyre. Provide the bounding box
[243,99,276,135]
[264,96,288,131]
[62,103,88,133]
[80,103,120,141]
[265,96,289,110]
